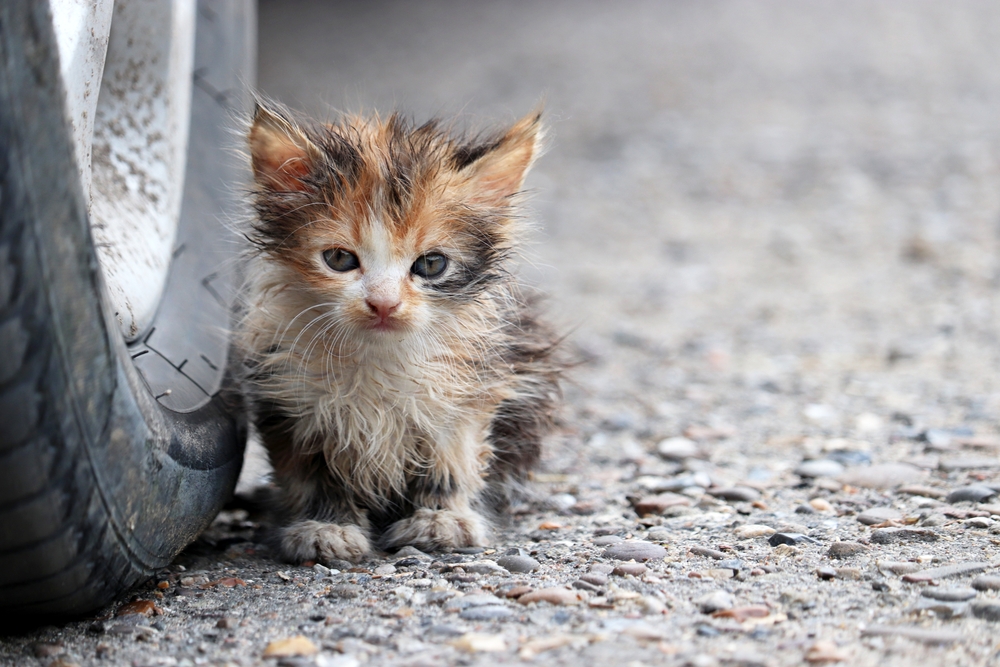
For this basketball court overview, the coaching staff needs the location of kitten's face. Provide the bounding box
[248,104,541,344]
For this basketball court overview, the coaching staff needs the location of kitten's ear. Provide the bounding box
[249,103,320,192]
[458,111,543,205]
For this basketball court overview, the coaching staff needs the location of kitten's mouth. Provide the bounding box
[369,317,402,332]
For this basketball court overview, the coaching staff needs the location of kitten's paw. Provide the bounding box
[281,520,371,564]
[384,508,487,551]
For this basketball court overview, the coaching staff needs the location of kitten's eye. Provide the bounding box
[411,253,448,279]
[322,248,360,272]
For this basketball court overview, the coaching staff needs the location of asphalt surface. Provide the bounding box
[8,1,1000,665]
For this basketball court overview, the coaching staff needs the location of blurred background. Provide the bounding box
[257,0,1000,458]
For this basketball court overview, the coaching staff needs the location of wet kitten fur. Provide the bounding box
[242,101,561,563]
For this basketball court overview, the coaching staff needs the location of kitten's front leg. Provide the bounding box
[281,519,371,564]
[384,420,492,551]
[383,498,488,551]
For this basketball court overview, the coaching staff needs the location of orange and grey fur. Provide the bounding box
[241,100,561,563]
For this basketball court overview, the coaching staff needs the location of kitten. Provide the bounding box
[241,100,562,564]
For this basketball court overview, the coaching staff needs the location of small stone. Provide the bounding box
[972,601,1000,622]
[920,587,977,602]
[816,566,837,580]
[805,640,850,663]
[837,463,922,489]
[645,527,672,541]
[546,493,578,512]
[444,593,504,610]
[946,485,998,503]
[641,596,668,615]
[809,498,834,512]
[690,546,727,560]
[313,563,332,576]
[612,561,648,577]
[329,584,363,599]
[696,590,734,614]
[580,572,608,586]
[877,561,922,575]
[449,633,506,653]
[939,457,1000,471]
[912,599,968,620]
[460,605,514,621]
[897,485,946,499]
[633,493,691,517]
[496,555,539,574]
[262,636,319,658]
[827,541,867,558]
[708,486,761,502]
[836,567,862,579]
[901,561,990,582]
[734,524,775,539]
[768,532,816,547]
[870,528,938,544]
[603,541,667,561]
[117,600,158,617]
[216,617,238,629]
[795,460,845,479]
[395,546,430,559]
[972,576,1000,591]
[572,579,603,593]
[458,560,506,576]
[861,625,963,644]
[590,563,615,574]
[857,507,903,525]
[716,559,743,571]
[374,564,396,575]
[966,517,993,529]
[795,504,817,514]
[593,535,623,546]
[656,437,701,460]
[504,585,533,599]
[517,587,583,606]
[920,514,948,527]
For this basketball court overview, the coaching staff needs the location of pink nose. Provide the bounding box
[365,298,400,321]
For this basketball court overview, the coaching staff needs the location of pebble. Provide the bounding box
[795,459,845,478]
[633,493,691,517]
[900,561,990,583]
[444,594,504,610]
[837,463,922,489]
[645,527,672,541]
[656,437,701,460]
[861,625,963,644]
[870,528,938,544]
[815,566,837,580]
[373,564,396,575]
[593,535,623,546]
[827,541,867,558]
[604,541,667,561]
[546,493,578,512]
[459,605,514,621]
[939,457,1000,471]
[590,563,615,575]
[946,485,998,503]
[897,485,946,499]
[504,585,533,599]
[972,576,1000,591]
[457,561,506,576]
[734,524,775,539]
[971,601,1000,622]
[965,517,993,529]
[809,498,834,512]
[708,486,761,502]
[262,636,319,658]
[496,555,539,574]
[696,590,734,613]
[920,514,948,527]
[768,532,817,546]
[911,598,968,620]
[394,546,430,559]
[877,561,922,575]
[329,584,363,599]
[690,546,727,560]
[805,640,850,663]
[920,587,977,602]
[612,561,648,577]
[517,587,583,606]
[449,633,507,653]
[580,572,609,586]
[857,507,903,525]
[572,579,603,593]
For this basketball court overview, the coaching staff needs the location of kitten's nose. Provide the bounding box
[365,297,400,321]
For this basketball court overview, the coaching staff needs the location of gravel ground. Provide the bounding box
[8,1,1000,665]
